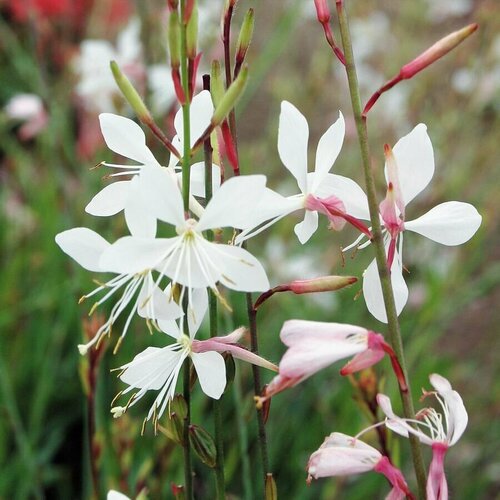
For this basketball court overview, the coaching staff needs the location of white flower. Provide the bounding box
[147,64,176,114]
[99,168,270,297]
[75,19,143,112]
[4,93,48,140]
[237,101,369,244]
[114,289,276,422]
[378,374,468,500]
[346,124,482,322]
[85,113,162,238]
[55,227,182,353]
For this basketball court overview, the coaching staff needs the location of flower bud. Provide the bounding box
[265,473,278,500]
[168,10,181,69]
[186,3,198,60]
[224,352,236,386]
[210,60,225,107]
[171,484,185,500]
[400,24,478,80]
[167,0,178,11]
[110,61,151,122]
[163,411,185,445]
[235,9,254,67]
[289,275,357,294]
[211,65,248,126]
[189,425,217,468]
[170,394,188,419]
[314,0,330,24]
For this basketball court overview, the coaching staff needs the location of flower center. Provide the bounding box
[177,217,198,239]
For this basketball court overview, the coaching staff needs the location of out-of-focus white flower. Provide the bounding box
[4,93,48,140]
[147,64,176,114]
[75,19,143,112]
[425,0,472,23]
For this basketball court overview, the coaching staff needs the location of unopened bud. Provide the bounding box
[163,411,185,445]
[168,10,181,68]
[314,0,330,24]
[223,352,236,386]
[265,473,278,500]
[184,0,195,24]
[167,0,178,11]
[210,60,225,107]
[189,425,217,468]
[235,9,254,65]
[171,394,188,419]
[212,65,248,126]
[171,484,185,500]
[186,3,198,59]
[110,61,151,122]
[401,24,478,80]
[289,275,357,294]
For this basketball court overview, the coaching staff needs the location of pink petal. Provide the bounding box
[426,443,449,500]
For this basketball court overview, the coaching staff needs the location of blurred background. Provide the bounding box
[0,0,498,498]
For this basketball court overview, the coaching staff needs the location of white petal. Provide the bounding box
[363,254,408,323]
[139,165,185,227]
[311,111,345,192]
[430,374,468,446]
[55,227,110,272]
[294,210,318,244]
[405,201,481,246]
[120,346,181,391]
[100,236,175,274]
[85,181,129,216]
[124,176,157,237]
[107,491,130,500]
[191,351,226,399]
[280,320,367,347]
[197,175,267,231]
[389,123,434,205]
[199,240,270,292]
[158,319,182,339]
[188,162,221,198]
[187,288,208,338]
[315,174,370,220]
[278,101,308,193]
[99,113,160,166]
[174,90,213,146]
[137,281,183,321]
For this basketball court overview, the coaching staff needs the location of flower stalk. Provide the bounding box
[203,74,226,499]
[335,1,426,497]
[180,1,193,497]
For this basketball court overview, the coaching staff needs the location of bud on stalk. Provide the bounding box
[189,425,217,467]
[110,61,151,122]
[254,275,357,310]
[234,9,254,77]
[210,60,225,107]
[363,23,478,117]
[186,3,198,60]
[265,473,278,500]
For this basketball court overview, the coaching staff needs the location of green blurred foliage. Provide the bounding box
[0,0,498,498]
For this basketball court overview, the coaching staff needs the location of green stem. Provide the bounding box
[180,2,193,498]
[335,1,427,498]
[203,74,226,499]
[180,0,191,212]
[246,297,270,479]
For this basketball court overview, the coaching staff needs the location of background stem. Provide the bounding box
[335,1,427,497]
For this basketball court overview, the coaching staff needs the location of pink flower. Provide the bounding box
[256,320,403,407]
[4,94,48,141]
[307,432,413,500]
[378,374,468,500]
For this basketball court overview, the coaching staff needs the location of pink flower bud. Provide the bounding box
[401,24,478,80]
[288,275,357,294]
[314,0,331,24]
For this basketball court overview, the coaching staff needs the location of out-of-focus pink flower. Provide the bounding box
[307,432,413,500]
[255,320,400,407]
[4,94,48,140]
[378,374,468,500]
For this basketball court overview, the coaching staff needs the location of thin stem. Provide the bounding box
[180,2,193,497]
[246,297,270,478]
[203,74,226,499]
[221,6,271,484]
[335,1,426,497]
